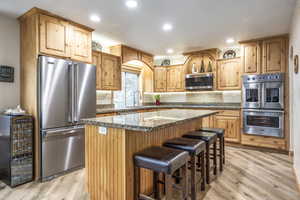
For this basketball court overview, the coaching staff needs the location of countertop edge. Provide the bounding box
[82,111,218,132]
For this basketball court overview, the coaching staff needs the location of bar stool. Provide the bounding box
[163,137,206,200]
[183,131,217,184]
[198,128,225,171]
[134,146,189,200]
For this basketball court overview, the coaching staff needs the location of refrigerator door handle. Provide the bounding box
[74,63,78,123]
[68,63,74,123]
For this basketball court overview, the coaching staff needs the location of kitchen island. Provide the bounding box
[82,109,218,200]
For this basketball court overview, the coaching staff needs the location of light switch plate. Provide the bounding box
[98,126,107,135]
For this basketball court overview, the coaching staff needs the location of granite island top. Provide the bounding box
[82,109,218,132]
[96,103,240,114]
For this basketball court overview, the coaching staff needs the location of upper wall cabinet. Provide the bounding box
[166,65,185,92]
[70,25,92,63]
[240,35,288,74]
[241,42,261,74]
[262,38,286,73]
[20,8,93,63]
[217,58,241,90]
[92,51,121,91]
[39,14,70,57]
[154,67,167,92]
[110,45,154,68]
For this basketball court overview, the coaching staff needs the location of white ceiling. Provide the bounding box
[0,0,296,55]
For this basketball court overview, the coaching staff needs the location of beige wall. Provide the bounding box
[0,15,20,112]
[289,0,300,184]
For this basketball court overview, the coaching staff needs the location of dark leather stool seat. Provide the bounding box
[199,128,224,135]
[134,146,189,200]
[183,131,218,184]
[199,128,225,171]
[163,138,206,200]
[183,131,217,144]
[163,137,206,156]
[134,146,189,174]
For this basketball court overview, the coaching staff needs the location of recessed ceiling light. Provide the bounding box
[226,38,235,44]
[90,14,101,23]
[126,0,138,8]
[163,23,173,32]
[167,49,174,54]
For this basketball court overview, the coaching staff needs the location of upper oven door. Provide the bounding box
[262,81,284,109]
[242,83,262,109]
[243,110,284,138]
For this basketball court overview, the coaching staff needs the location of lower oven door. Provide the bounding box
[41,125,85,181]
[243,110,284,138]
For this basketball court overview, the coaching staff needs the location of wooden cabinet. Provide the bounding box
[39,14,70,57]
[154,67,167,92]
[154,65,184,92]
[241,42,261,74]
[240,35,287,74]
[31,10,92,63]
[166,65,184,92]
[141,52,154,67]
[217,58,241,90]
[215,111,241,143]
[101,52,121,90]
[110,45,154,67]
[70,25,92,63]
[92,51,102,89]
[122,46,140,63]
[262,38,286,73]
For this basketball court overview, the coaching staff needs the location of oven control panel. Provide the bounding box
[243,73,284,83]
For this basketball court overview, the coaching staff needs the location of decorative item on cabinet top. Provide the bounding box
[223,50,236,59]
[161,59,171,66]
[92,41,103,52]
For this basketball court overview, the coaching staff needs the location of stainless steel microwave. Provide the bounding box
[185,73,213,90]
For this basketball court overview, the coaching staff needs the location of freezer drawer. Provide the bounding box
[41,126,85,181]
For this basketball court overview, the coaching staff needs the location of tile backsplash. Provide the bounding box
[143,91,241,104]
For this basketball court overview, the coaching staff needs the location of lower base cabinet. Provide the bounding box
[215,115,241,143]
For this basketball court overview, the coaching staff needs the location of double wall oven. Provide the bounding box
[242,73,284,138]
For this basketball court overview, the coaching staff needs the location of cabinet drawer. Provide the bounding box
[216,110,240,117]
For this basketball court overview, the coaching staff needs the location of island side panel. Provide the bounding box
[85,125,126,200]
[125,118,203,200]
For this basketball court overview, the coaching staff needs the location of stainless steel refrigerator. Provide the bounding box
[38,56,96,181]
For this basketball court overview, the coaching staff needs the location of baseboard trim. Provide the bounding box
[293,167,300,193]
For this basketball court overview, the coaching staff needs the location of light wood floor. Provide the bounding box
[1,146,299,200]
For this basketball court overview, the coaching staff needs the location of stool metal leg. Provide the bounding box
[200,151,206,191]
[181,163,188,200]
[190,156,197,200]
[213,142,217,176]
[219,137,224,172]
[134,166,140,200]
[165,174,173,200]
[153,172,160,199]
[205,144,210,184]
[223,137,225,164]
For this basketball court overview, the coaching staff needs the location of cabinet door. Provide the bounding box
[70,25,92,63]
[215,115,240,143]
[39,14,69,57]
[262,38,286,73]
[101,53,121,90]
[92,51,102,90]
[167,67,176,92]
[217,58,241,90]
[122,46,139,63]
[141,53,153,67]
[154,67,167,92]
[241,42,261,74]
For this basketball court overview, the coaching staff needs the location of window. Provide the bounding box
[114,72,140,108]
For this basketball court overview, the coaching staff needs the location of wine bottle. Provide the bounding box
[207,61,212,72]
[200,60,205,73]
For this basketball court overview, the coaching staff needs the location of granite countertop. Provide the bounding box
[82,109,218,132]
[96,103,241,114]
